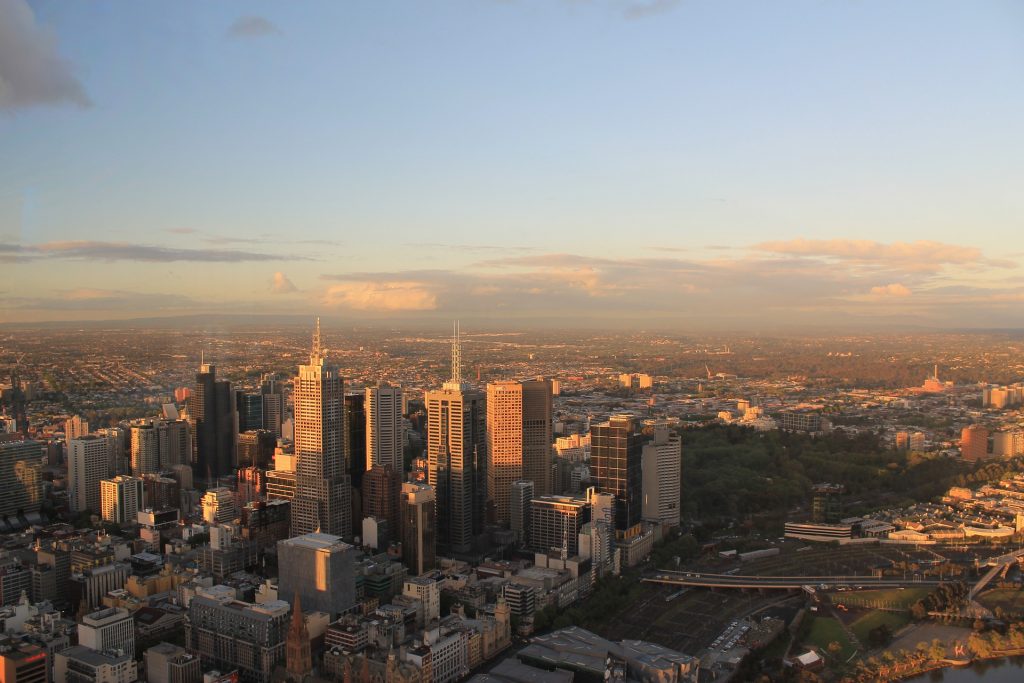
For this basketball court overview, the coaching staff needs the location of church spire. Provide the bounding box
[286,592,312,679]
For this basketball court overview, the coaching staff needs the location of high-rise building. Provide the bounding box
[236,392,264,433]
[237,429,276,469]
[201,487,237,524]
[78,606,136,659]
[100,476,144,524]
[591,415,643,531]
[641,424,681,528]
[291,320,351,539]
[65,415,90,440]
[95,427,126,475]
[510,480,535,546]
[401,482,436,575]
[366,383,404,472]
[0,440,43,518]
[530,495,590,557]
[158,419,192,469]
[131,420,161,475]
[277,533,357,618]
[69,435,111,513]
[486,379,552,525]
[185,592,290,683]
[188,361,237,483]
[426,324,486,554]
[961,425,990,461]
[260,374,285,439]
[362,464,401,543]
[344,393,367,491]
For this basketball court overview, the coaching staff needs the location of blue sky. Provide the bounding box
[1,0,1023,328]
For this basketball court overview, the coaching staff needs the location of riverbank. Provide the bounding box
[880,649,1024,681]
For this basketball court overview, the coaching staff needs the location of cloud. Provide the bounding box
[0,0,91,111]
[2,240,309,262]
[3,288,195,311]
[323,281,438,311]
[869,283,912,298]
[752,238,1011,272]
[272,272,297,293]
[166,227,196,235]
[622,0,682,20]
[227,15,281,39]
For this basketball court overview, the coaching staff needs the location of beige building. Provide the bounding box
[100,476,144,524]
[367,383,405,471]
[486,379,553,526]
[69,435,112,513]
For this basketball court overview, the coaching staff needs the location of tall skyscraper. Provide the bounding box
[362,464,401,543]
[100,476,144,524]
[486,379,552,525]
[64,415,90,440]
[641,424,682,528]
[236,392,264,433]
[291,320,352,538]
[130,419,191,475]
[260,373,285,439]
[426,324,486,554]
[238,429,276,469]
[0,440,43,518]
[130,421,160,475]
[188,361,237,482]
[366,383,404,472]
[591,415,643,531]
[401,482,436,576]
[510,479,535,546]
[344,393,367,490]
[69,435,111,513]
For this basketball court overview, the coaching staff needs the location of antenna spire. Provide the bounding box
[311,317,323,363]
[451,321,462,384]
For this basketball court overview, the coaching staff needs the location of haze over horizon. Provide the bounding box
[2,0,1022,328]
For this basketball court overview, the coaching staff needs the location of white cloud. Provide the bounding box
[323,281,438,311]
[272,272,297,293]
[869,283,912,298]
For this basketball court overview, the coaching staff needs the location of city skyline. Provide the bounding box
[2,1,1023,328]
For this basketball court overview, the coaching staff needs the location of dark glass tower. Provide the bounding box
[344,393,367,490]
[591,414,643,530]
[236,392,264,433]
[188,363,237,483]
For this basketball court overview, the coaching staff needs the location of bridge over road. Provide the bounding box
[643,570,944,591]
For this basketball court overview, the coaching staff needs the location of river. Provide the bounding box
[905,657,1024,681]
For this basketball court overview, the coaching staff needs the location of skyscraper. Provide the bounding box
[130,421,160,476]
[640,424,681,528]
[291,319,351,538]
[344,392,367,490]
[366,383,404,472]
[486,379,552,525]
[236,392,264,433]
[591,415,643,531]
[401,482,436,576]
[510,479,534,546]
[362,464,401,544]
[188,361,237,483]
[260,373,285,439]
[100,476,144,524]
[0,440,43,518]
[426,324,486,554]
[69,435,111,513]
[238,429,276,469]
[65,415,90,440]
[277,533,357,618]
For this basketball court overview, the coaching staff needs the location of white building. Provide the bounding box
[69,436,112,513]
[641,425,682,528]
[201,487,236,524]
[366,383,405,471]
[403,577,440,625]
[78,606,136,659]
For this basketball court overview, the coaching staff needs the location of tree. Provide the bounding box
[827,640,843,657]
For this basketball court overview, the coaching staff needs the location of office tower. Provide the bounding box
[236,466,264,506]
[0,636,47,683]
[344,392,367,491]
[158,419,191,468]
[238,429,276,469]
[65,414,89,439]
[144,642,201,683]
[201,487,236,524]
[291,319,352,538]
[68,562,130,611]
[811,483,844,523]
[188,360,237,483]
[426,324,486,554]
[0,440,43,518]
[591,415,643,531]
[131,420,160,475]
[367,383,404,472]
[185,592,290,683]
[510,480,534,546]
[362,464,401,542]
[236,392,264,433]
[69,435,111,513]
[961,425,990,461]
[277,533,357,618]
[260,374,285,439]
[486,379,552,525]
[529,495,591,556]
[641,424,682,528]
[143,474,181,511]
[95,426,126,475]
[54,647,137,683]
[403,577,440,624]
[285,594,313,680]
[100,476,144,524]
[78,606,136,659]
[401,482,436,575]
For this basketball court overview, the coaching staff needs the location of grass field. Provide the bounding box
[835,587,932,610]
[977,587,1024,616]
[850,609,911,643]
[803,616,857,661]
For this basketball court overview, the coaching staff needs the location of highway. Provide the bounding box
[643,570,944,590]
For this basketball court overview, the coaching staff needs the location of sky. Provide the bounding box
[1,0,1023,329]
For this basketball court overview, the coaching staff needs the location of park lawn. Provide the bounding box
[837,587,932,610]
[803,616,857,662]
[977,587,1024,616]
[850,609,911,643]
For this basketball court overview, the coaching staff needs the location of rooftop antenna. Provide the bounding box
[312,317,323,363]
[451,321,462,384]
